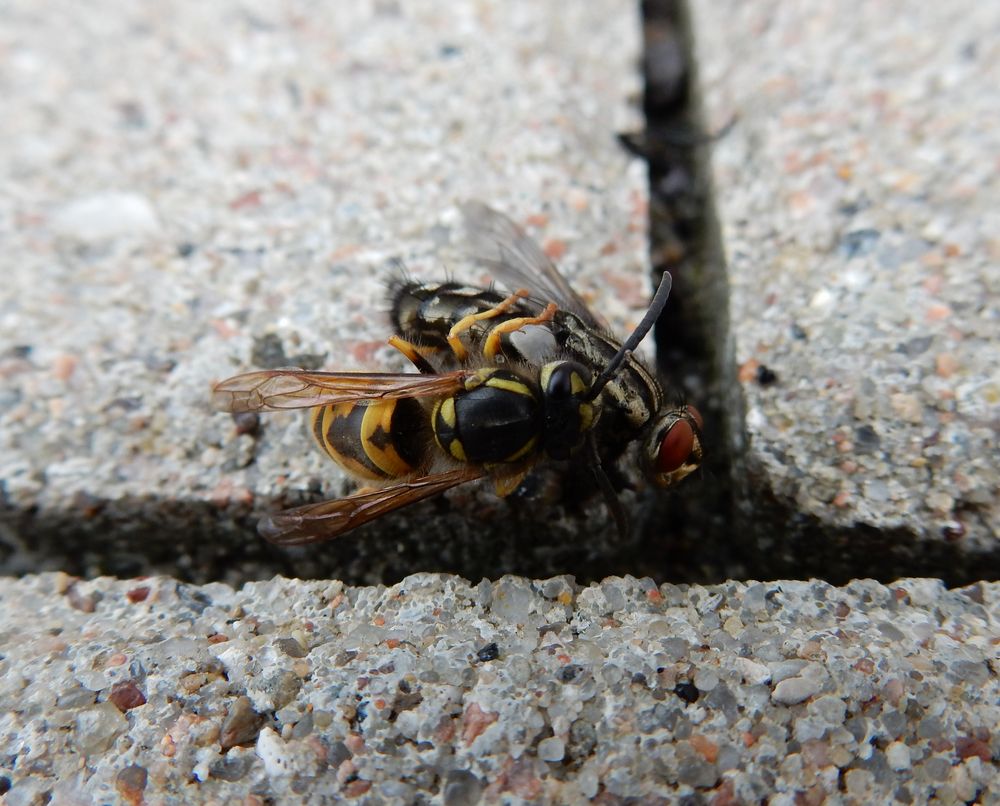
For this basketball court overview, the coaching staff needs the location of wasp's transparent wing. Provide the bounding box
[258,467,485,544]
[212,368,471,413]
[461,201,601,326]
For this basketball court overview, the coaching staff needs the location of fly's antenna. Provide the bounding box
[585,271,672,401]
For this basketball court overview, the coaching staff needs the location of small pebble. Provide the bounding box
[115,765,147,805]
[771,675,822,705]
[886,740,911,770]
[538,736,565,762]
[220,697,262,751]
[74,703,127,755]
[108,681,146,712]
[52,192,159,243]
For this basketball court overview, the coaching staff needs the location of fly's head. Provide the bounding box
[642,404,704,487]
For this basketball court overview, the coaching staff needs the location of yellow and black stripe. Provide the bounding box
[310,398,426,480]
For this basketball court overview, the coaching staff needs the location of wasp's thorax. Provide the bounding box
[431,361,599,469]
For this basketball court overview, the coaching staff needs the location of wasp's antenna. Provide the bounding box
[587,435,630,540]
[586,271,672,401]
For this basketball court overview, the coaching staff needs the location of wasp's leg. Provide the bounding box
[586,435,630,541]
[446,288,531,362]
[482,302,558,360]
[493,468,530,497]
[387,335,438,374]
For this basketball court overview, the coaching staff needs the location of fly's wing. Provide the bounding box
[461,201,602,327]
[212,368,471,413]
[258,467,485,545]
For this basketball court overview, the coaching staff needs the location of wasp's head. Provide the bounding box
[642,405,704,487]
[540,360,600,460]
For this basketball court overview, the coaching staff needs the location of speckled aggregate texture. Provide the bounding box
[0,1,650,581]
[690,2,1000,571]
[0,573,997,803]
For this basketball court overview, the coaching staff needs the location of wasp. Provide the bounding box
[212,203,703,545]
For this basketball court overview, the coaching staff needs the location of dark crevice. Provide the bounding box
[625,0,745,584]
[0,485,686,586]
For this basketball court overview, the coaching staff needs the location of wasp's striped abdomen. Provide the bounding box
[310,398,427,480]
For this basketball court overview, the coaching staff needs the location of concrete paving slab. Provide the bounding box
[690,1,1000,578]
[0,1,655,583]
[1,573,996,803]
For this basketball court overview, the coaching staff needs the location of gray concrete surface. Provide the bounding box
[1,573,996,803]
[689,2,999,573]
[0,0,653,583]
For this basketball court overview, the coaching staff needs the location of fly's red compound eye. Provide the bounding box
[656,419,696,474]
[686,405,704,430]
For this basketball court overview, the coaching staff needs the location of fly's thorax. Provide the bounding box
[607,357,661,428]
[641,405,704,487]
[310,398,428,481]
[432,368,542,465]
[554,310,661,432]
[390,280,565,370]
